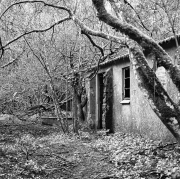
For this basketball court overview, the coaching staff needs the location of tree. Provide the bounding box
[91,0,180,142]
[1,0,180,141]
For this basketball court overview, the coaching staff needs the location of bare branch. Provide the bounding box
[123,0,150,32]
[1,48,25,68]
[24,36,51,78]
[160,0,179,48]
[73,0,79,14]
[73,16,125,43]
[0,0,125,58]
[81,30,104,56]
[90,48,117,80]
[50,26,55,42]
[0,37,4,59]
[2,17,70,50]
[0,1,72,20]
[92,0,180,93]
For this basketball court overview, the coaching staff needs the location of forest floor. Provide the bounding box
[0,122,180,179]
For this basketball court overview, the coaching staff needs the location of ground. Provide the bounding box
[0,122,118,179]
[0,121,180,179]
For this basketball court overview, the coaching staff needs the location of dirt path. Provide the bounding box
[2,122,179,178]
[63,140,117,179]
[35,136,118,179]
[0,123,118,179]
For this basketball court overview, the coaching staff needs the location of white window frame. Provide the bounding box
[122,66,130,100]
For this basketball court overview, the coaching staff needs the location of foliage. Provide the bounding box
[0,134,47,178]
[92,132,180,179]
[1,121,180,178]
[0,123,62,178]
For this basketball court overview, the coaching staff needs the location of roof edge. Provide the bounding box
[90,34,180,70]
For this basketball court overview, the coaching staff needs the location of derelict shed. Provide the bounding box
[85,35,180,142]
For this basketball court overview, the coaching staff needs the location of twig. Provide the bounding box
[1,49,25,68]
[81,30,104,56]
[124,0,150,32]
[135,142,177,156]
[1,17,70,51]
[0,1,72,20]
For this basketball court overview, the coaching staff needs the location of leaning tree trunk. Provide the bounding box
[129,44,180,142]
[92,0,180,142]
[92,0,180,92]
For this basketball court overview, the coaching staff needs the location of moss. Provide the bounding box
[154,98,177,118]
[130,45,180,126]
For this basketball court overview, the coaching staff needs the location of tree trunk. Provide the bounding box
[129,44,180,142]
[76,94,86,122]
[72,73,88,132]
[103,68,114,133]
[92,0,180,142]
[72,88,79,133]
[92,0,180,93]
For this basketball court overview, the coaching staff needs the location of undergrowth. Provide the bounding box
[0,124,180,179]
[92,132,180,179]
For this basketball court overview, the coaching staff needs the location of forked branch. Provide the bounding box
[92,0,180,93]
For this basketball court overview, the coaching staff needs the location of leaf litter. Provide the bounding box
[0,122,180,179]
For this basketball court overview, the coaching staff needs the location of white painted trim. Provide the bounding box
[120,100,130,104]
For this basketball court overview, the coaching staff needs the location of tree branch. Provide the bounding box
[0,0,125,58]
[0,1,72,20]
[73,16,125,44]
[1,49,25,68]
[123,0,150,32]
[81,30,104,56]
[0,37,4,60]
[24,37,46,70]
[2,17,70,50]
[128,43,180,141]
[92,0,180,93]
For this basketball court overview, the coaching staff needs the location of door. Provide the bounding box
[103,68,114,133]
[98,73,104,129]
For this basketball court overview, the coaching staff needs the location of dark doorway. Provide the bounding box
[103,68,114,133]
[97,69,114,132]
[98,73,104,129]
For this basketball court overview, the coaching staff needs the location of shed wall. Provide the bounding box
[87,46,179,142]
[113,60,175,141]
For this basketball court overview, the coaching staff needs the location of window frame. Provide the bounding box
[122,66,130,100]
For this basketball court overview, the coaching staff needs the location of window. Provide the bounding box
[122,67,130,99]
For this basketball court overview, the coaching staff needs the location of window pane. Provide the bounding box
[125,78,130,88]
[125,89,130,98]
[123,67,130,99]
[125,68,130,78]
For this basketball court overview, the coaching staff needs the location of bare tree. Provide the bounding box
[1,0,180,142]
